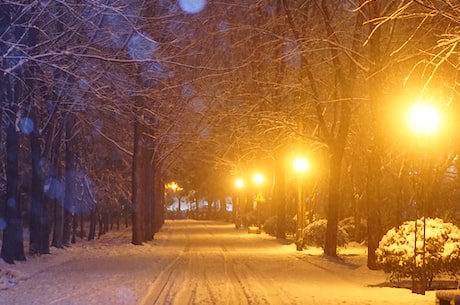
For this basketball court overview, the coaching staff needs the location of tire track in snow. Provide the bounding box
[174,227,250,305]
[139,242,191,305]
[220,243,293,305]
[220,245,251,305]
[172,249,198,305]
[142,221,295,305]
[237,258,295,305]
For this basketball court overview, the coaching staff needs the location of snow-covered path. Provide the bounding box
[139,220,434,305]
[1,220,435,304]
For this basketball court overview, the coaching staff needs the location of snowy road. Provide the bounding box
[1,219,434,305]
[138,220,433,305]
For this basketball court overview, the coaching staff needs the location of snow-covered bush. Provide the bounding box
[376,218,460,287]
[303,219,348,249]
[339,217,358,242]
[263,216,296,237]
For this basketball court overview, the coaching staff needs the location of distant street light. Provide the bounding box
[253,173,264,185]
[165,181,183,219]
[234,178,244,229]
[293,157,310,251]
[407,102,441,295]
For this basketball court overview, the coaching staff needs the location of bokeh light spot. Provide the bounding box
[6,198,16,208]
[178,0,207,14]
[44,177,63,199]
[19,117,35,135]
[0,218,6,230]
[127,33,158,61]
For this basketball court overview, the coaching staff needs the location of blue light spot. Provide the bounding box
[0,218,6,230]
[178,0,207,14]
[141,62,173,86]
[44,177,63,199]
[19,117,34,135]
[218,21,229,32]
[127,33,158,61]
[6,198,15,208]
[182,84,195,99]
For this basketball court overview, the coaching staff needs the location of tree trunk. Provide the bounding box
[1,109,26,264]
[80,213,84,239]
[29,122,50,255]
[132,109,145,245]
[319,0,355,257]
[63,113,76,246]
[50,122,64,248]
[71,212,77,244]
[274,158,286,239]
[144,156,155,241]
[153,174,164,233]
[367,0,384,270]
[88,207,97,241]
[324,149,343,257]
[0,2,26,264]
[367,148,382,269]
[51,198,64,248]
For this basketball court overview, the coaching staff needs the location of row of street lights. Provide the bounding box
[234,156,310,250]
[232,101,442,262]
[234,173,265,232]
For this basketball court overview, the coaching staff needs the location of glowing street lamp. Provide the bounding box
[408,103,440,136]
[293,157,310,173]
[234,178,244,229]
[407,102,441,295]
[293,157,310,251]
[235,178,244,189]
[165,182,183,219]
[253,174,264,185]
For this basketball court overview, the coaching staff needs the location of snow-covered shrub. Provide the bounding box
[376,217,460,287]
[263,216,277,236]
[263,216,296,237]
[339,217,357,242]
[303,219,348,249]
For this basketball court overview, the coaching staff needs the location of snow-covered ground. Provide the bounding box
[0,220,437,304]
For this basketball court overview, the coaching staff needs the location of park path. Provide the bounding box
[139,220,433,305]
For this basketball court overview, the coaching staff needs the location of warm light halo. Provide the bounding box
[166,181,182,191]
[253,173,264,185]
[235,178,244,189]
[408,103,441,135]
[293,157,310,173]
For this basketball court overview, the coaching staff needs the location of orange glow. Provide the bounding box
[235,178,244,189]
[408,103,440,135]
[253,174,264,185]
[293,157,309,174]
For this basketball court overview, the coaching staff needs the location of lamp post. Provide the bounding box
[407,102,440,295]
[234,178,244,229]
[253,173,264,233]
[293,157,309,251]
